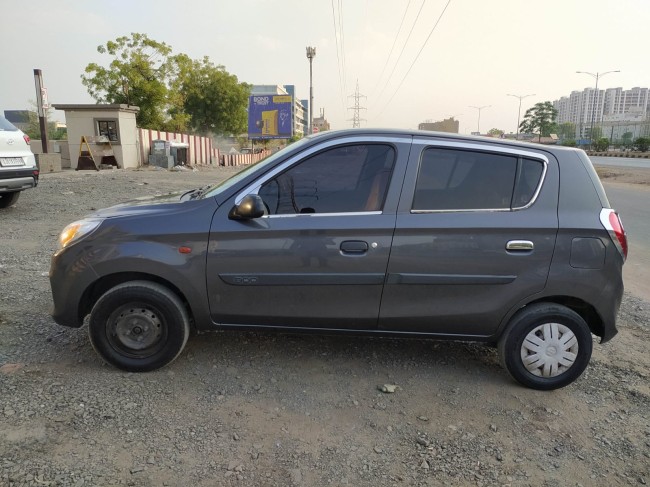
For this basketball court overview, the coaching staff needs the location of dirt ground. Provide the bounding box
[1,165,648,487]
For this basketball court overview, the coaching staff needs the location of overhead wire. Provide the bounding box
[331,0,346,111]
[373,0,427,105]
[338,0,348,97]
[377,0,453,116]
[371,0,412,98]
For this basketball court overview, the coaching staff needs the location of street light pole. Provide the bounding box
[576,70,620,149]
[469,105,491,134]
[306,47,316,135]
[506,93,535,139]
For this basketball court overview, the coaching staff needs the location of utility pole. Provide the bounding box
[306,47,316,134]
[506,93,535,139]
[347,80,367,128]
[469,105,491,135]
[33,69,49,153]
[576,70,620,149]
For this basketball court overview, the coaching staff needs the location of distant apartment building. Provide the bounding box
[250,84,308,137]
[418,117,459,134]
[553,87,650,140]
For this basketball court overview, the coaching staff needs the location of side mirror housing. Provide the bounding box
[229,194,266,220]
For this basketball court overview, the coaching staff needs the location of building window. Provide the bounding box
[96,119,119,142]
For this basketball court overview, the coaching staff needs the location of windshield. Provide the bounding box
[202,137,312,199]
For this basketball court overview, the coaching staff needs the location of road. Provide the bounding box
[591,155,650,168]
[602,181,650,301]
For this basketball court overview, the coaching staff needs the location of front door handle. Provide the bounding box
[506,240,534,251]
[340,240,368,254]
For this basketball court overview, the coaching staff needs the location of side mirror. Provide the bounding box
[228,194,266,220]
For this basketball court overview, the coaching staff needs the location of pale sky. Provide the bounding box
[2,0,648,134]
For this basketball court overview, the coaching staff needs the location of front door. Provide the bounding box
[206,139,410,329]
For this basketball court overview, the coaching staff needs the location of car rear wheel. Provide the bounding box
[0,191,20,208]
[89,281,190,372]
[498,303,593,390]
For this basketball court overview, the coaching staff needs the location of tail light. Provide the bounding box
[23,134,30,144]
[600,208,627,261]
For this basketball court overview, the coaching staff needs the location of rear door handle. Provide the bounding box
[506,240,534,251]
[340,240,368,254]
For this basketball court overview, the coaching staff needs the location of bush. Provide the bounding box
[561,139,577,147]
[633,137,650,152]
[593,138,610,152]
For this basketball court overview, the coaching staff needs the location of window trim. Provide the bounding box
[94,118,120,144]
[409,140,548,214]
[235,136,403,213]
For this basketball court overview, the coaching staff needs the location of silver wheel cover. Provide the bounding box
[520,323,579,377]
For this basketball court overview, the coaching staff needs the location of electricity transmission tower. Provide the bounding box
[347,80,367,128]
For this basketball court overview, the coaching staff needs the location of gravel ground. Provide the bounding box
[1,166,649,487]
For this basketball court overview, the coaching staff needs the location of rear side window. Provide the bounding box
[412,148,544,211]
[0,116,19,132]
[259,144,395,214]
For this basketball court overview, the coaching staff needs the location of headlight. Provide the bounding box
[58,219,102,249]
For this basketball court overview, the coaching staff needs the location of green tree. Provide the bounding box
[177,56,250,135]
[557,122,576,140]
[594,137,610,152]
[621,131,633,148]
[23,109,67,141]
[81,33,173,129]
[487,128,504,137]
[634,137,650,152]
[518,102,558,142]
[589,126,603,141]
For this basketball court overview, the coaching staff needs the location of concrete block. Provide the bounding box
[36,153,62,173]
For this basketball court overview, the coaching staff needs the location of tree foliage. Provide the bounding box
[82,33,250,135]
[634,137,650,152]
[557,122,576,140]
[593,137,610,152]
[519,102,558,142]
[23,109,67,141]
[176,56,250,135]
[487,128,504,137]
[621,131,633,147]
[82,33,172,128]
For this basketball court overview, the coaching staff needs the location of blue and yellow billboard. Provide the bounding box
[248,95,293,139]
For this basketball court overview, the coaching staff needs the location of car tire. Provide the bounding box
[0,191,20,208]
[88,281,190,372]
[498,303,593,390]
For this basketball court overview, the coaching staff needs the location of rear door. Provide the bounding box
[206,135,411,329]
[379,139,559,337]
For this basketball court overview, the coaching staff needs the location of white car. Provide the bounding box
[0,115,39,208]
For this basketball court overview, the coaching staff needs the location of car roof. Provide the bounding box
[305,128,580,155]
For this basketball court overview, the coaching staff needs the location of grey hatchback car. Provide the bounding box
[50,130,626,390]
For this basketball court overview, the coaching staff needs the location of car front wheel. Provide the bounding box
[498,303,593,390]
[89,281,190,372]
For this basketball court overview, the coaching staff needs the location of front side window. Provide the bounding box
[412,148,544,211]
[259,144,395,215]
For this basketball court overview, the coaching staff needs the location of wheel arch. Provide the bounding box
[499,295,604,340]
[79,272,196,329]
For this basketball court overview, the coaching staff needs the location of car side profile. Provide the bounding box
[0,115,39,208]
[49,129,626,390]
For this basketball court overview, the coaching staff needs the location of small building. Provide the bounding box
[418,117,459,134]
[53,104,139,169]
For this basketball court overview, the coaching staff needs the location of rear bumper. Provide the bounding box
[0,168,39,192]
